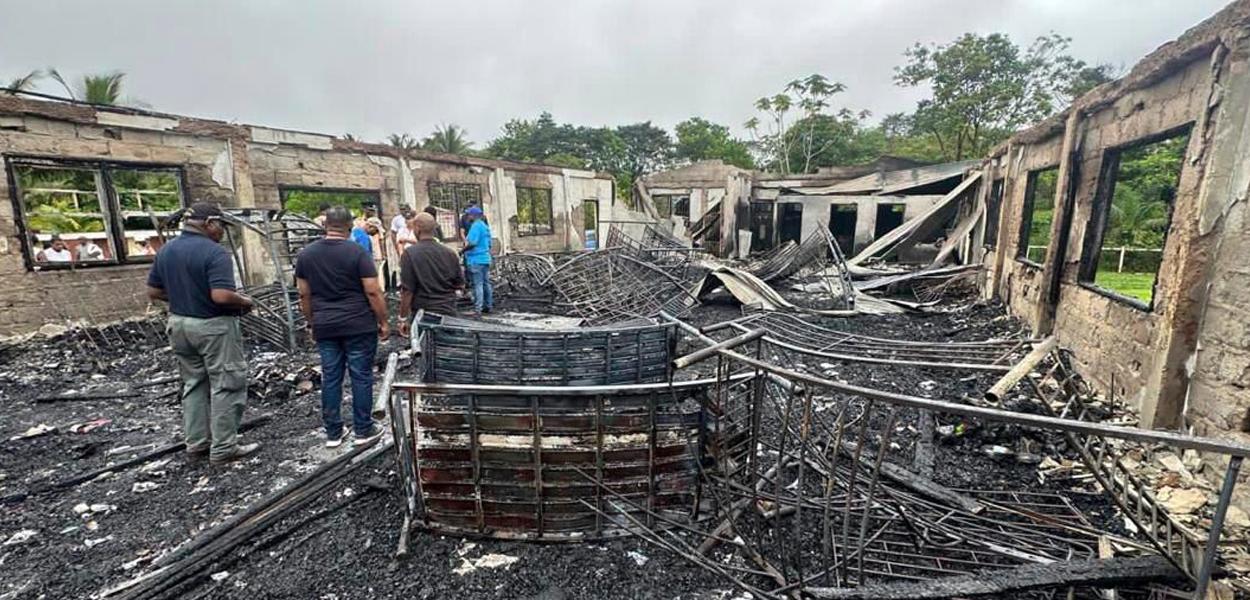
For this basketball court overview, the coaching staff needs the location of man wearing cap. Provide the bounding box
[460,205,494,315]
[147,202,260,465]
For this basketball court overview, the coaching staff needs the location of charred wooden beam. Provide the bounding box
[804,555,1182,600]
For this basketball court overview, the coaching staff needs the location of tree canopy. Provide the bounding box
[422,124,474,155]
[892,32,1094,161]
[674,117,754,169]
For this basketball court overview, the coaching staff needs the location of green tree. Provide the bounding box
[615,122,673,179]
[1104,134,1186,248]
[894,33,1089,160]
[4,69,42,94]
[782,112,883,171]
[387,133,419,152]
[746,74,870,174]
[48,69,133,106]
[674,117,754,169]
[1064,63,1119,102]
[422,124,474,155]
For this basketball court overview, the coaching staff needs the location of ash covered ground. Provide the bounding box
[0,291,1124,600]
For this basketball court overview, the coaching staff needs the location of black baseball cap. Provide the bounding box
[187,202,224,220]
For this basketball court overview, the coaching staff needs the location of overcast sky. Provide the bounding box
[0,0,1231,147]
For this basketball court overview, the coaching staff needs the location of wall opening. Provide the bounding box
[582,199,599,249]
[828,204,858,255]
[874,203,905,238]
[427,182,482,241]
[8,157,186,270]
[279,187,380,220]
[985,178,1004,248]
[749,201,774,251]
[1078,127,1190,308]
[779,202,804,244]
[1017,166,1059,266]
[515,186,554,236]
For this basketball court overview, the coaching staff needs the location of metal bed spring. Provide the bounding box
[548,249,700,326]
[417,318,678,386]
[710,311,1033,371]
[1027,353,1214,585]
[386,373,759,541]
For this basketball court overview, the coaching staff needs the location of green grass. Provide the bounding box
[1092,270,1156,304]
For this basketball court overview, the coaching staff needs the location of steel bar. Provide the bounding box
[1193,455,1244,600]
[673,329,766,370]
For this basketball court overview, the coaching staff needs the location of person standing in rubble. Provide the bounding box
[295,206,389,448]
[146,202,260,465]
[461,206,493,315]
[398,213,465,332]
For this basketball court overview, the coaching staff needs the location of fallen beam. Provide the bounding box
[804,555,1182,599]
[985,336,1058,403]
[34,390,142,403]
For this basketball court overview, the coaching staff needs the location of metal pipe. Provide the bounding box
[984,335,1059,403]
[1193,456,1244,600]
[673,329,766,370]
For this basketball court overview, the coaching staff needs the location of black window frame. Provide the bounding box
[985,178,1004,249]
[652,194,690,220]
[515,186,554,237]
[427,182,482,241]
[6,155,188,272]
[1076,124,1191,312]
[1016,165,1060,268]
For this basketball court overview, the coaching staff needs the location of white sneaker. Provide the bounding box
[325,430,350,448]
[352,424,384,447]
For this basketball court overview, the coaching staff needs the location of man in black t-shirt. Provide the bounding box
[295,207,390,448]
[399,212,465,334]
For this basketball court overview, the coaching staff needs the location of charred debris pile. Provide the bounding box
[1,225,1248,600]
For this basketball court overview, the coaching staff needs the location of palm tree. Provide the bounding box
[386,133,419,152]
[422,124,474,155]
[4,69,43,94]
[47,69,129,105]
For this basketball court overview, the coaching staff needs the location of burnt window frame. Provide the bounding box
[515,186,554,237]
[427,181,482,241]
[6,155,188,272]
[1076,124,1191,312]
[985,178,1004,249]
[1015,165,1060,268]
[652,194,690,220]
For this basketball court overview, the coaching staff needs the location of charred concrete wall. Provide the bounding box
[0,95,617,336]
[983,0,1250,501]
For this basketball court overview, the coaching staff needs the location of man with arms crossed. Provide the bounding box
[295,206,389,447]
[146,202,259,465]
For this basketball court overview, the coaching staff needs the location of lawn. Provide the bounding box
[1092,270,1156,304]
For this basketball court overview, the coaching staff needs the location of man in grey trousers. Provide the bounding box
[147,202,261,465]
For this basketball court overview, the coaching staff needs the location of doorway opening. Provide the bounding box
[829,204,857,255]
[874,203,905,238]
[749,202,774,251]
[779,203,803,245]
[582,199,599,249]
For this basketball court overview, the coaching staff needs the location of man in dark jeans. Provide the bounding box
[295,206,390,448]
[398,212,465,335]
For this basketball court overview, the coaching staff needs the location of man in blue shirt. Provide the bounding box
[350,221,374,255]
[146,202,260,465]
[460,206,493,314]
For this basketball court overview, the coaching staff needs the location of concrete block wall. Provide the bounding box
[0,96,616,336]
[983,0,1250,504]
